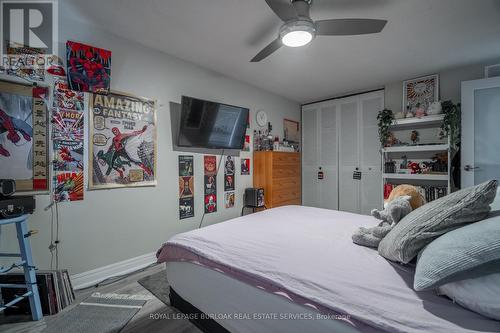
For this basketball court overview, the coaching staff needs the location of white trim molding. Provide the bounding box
[71,252,157,290]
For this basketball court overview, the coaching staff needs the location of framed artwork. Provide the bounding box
[0,80,49,192]
[66,41,111,94]
[284,118,300,143]
[403,74,439,113]
[89,91,157,190]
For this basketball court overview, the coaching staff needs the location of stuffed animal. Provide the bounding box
[387,184,425,210]
[427,101,442,115]
[352,196,413,248]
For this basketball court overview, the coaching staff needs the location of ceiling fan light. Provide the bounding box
[282,30,313,47]
[279,20,316,48]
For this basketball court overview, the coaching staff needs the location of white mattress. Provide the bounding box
[159,206,500,333]
[166,261,360,333]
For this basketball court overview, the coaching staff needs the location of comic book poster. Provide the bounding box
[66,41,111,95]
[224,156,235,191]
[225,191,235,209]
[5,45,45,82]
[0,81,49,191]
[241,158,250,175]
[89,91,157,190]
[205,193,217,213]
[53,141,83,172]
[179,155,194,219]
[204,155,217,213]
[53,79,84,111]
[53,171,84,202]
[242,134,250,152]
[52,109,84,142]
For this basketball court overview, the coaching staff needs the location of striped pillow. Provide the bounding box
[378,180,498,264]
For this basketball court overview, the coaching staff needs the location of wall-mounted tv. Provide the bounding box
[177,96,249,150]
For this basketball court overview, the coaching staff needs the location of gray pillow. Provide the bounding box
[378,180,498,264]
[414,214,500,290]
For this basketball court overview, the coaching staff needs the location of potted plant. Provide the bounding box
[440,100,461,150]
[377,109,394,147]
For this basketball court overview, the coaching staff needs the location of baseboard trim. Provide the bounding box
[71,252,157,290]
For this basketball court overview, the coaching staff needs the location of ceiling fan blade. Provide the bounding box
[250,38,282,62]
[315,19,387,35]
[264,0,297,21]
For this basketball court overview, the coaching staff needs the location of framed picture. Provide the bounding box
[0,80,49,192]
[66,41,112,94]
[283,118,300,143]
[403,74,439,113]
[88,91,157,190]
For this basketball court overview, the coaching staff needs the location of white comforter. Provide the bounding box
[161,205,500,333]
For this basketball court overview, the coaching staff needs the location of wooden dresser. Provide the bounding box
[253,151,301,208]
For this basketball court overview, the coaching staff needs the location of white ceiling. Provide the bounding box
[64,0,500,103]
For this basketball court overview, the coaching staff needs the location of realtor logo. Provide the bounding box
[1,0,57,54]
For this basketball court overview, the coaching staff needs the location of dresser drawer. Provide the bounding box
[272,153,300,166]
[272,178,300,191]
[272,164,300,178]
[272,187,301,203]
[273,197,301,207]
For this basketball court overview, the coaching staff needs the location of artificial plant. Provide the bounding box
[377,108,394,147]
[440,100,461,150]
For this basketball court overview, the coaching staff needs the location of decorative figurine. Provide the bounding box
[410,130,420,145]
[414,103,426,118]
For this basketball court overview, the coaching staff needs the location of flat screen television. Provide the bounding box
[177,96,249,150]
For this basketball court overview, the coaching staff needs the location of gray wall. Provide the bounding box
[0,10,299,274]
[385,60,500,112]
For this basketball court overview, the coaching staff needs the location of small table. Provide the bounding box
[241,205,267,216]
[0,215,42,320]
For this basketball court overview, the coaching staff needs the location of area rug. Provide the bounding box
[41,293,148,333]
[137,270,170,305]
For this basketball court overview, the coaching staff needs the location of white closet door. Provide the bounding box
[338,99,360,213]
[359,92,384,214]
[319,104,338,209]
[302,107,320,207]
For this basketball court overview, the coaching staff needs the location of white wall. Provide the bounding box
[384,59,500,112]
[0,6,299,274]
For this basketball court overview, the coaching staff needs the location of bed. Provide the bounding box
[156,205,500,333]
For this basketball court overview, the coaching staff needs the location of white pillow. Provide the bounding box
[438,272,500,320]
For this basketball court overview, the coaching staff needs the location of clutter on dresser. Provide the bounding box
[253,121,299,152]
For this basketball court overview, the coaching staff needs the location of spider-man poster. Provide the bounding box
[0,80,49,191]
[66,41,111,95]
[89,91,157,189]
[53,78,84,111]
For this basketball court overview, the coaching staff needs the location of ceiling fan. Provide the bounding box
[251,0,387,62]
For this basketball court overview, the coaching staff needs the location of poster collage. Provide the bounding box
[51,78,85,202]
[179,156,194,219]
[0,39,253,220]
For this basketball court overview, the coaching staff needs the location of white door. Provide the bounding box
[338,98,360,213]
[359,92,384,214]
[461,77,500,187]
[318,104,338,209]
[302,106,320,207]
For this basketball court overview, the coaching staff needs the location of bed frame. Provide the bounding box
[169,287,230,333]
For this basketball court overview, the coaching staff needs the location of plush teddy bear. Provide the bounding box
[352,196,413,248]
[387,184,425,210]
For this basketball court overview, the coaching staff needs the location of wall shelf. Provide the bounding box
[383,173,449,181]
[390,114,445,130]
[382,112,450,204]
[382,144,449,153]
